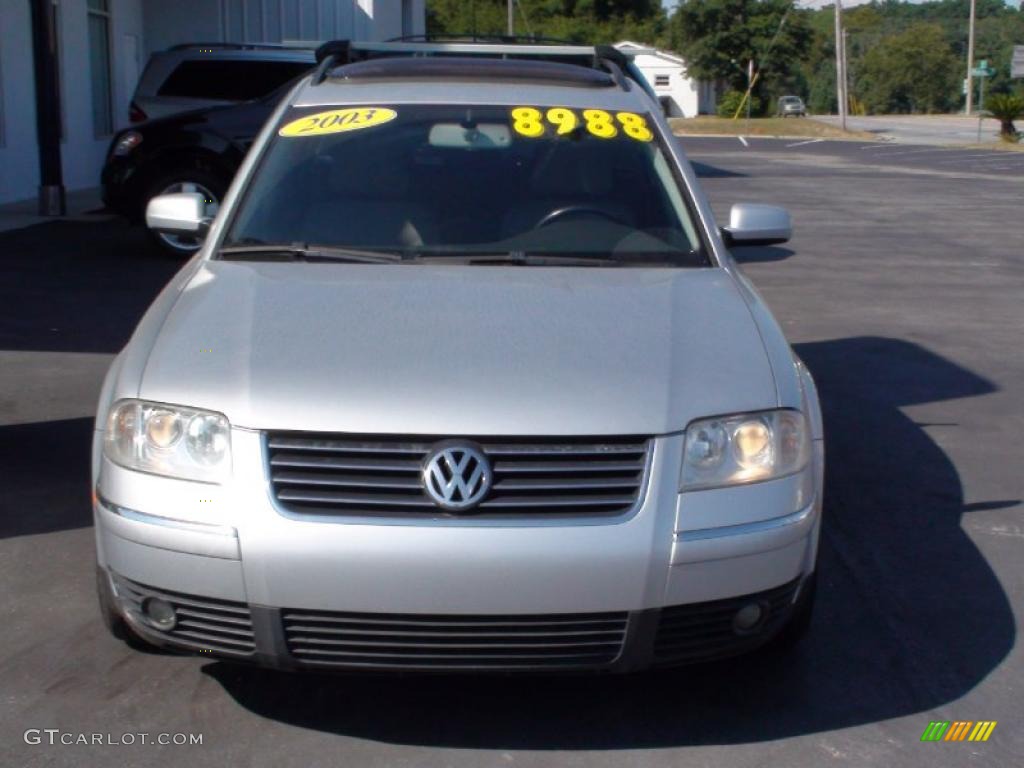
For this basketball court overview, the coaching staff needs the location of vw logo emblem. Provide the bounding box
[422,442,492,512]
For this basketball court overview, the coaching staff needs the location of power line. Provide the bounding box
[517,0,534,38]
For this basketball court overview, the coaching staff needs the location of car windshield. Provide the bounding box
[222,103,708,266]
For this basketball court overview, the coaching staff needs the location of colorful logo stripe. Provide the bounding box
[921,721,996,742]
[968,722,997,742]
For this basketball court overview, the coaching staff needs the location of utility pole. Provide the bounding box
[30,0,65,215]
[508,0,514,37]
[965,0,976,114]
[834,0,847,130]
[843,29,851,115]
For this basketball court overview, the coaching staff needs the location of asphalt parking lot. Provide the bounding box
[812,114,1006,146]
[1,138,1021,767]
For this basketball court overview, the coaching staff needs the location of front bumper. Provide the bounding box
[103,566,809,673]
[95,430,822,673]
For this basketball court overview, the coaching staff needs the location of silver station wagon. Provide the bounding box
[93,41,824,673]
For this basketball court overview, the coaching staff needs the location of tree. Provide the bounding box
[426,0,668,45]
[854,22,960,114]
[985,93,1024,139]
[668,1,812,114]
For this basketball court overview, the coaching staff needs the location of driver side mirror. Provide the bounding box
[145,193,211,238]
[721,203,792,247]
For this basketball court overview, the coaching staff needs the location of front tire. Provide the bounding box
[145,169,227,258]
[763,571,817,655]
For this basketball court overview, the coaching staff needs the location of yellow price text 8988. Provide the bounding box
[510,107,653,142]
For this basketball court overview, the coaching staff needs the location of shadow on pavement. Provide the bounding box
[730,245,795,264]
[207,336,1014,748]
[691,161,747,179]
[0,417,94,538]
[0,220,178,354]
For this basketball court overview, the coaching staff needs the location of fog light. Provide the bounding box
[141,597,176,630]
[732,602,766,634]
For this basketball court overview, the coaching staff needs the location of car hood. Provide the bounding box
[138,262,777,436]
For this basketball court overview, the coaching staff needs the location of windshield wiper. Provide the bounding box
[218,244,406,264]
[416,251,621,267]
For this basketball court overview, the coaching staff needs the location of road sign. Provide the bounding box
[971,58,995,78]
[1013,46,1024,79]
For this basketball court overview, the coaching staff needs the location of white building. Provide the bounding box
[615,40,716,119]
[0,0,425,207]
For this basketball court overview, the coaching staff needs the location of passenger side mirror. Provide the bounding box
[145,193,211,238]
[721,203,792,247]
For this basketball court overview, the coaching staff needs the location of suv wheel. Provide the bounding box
[146,170,226,257]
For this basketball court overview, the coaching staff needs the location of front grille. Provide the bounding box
[266,432,650,518]
[111,574,255,657]
[653,578,801,665]
[282,608,629,669]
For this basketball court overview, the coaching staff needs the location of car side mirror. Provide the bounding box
[145,193,211,237]
[721,203,792,247]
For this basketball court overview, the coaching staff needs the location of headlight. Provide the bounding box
[681,409,810,491]
[103,400,231,483]
[111,131,142,157]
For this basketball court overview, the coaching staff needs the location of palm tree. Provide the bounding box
[985,94,1024,140]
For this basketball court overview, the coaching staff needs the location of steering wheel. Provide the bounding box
[534,206,627,230]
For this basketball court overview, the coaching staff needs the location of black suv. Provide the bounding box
[103,73,308,256]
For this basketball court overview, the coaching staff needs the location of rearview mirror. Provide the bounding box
[429,123,511,149]
[145,193,210,237]
[721,203,791,246]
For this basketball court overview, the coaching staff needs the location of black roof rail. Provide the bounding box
[310,39,643,93]
[312,40,351,84]
[166,41,315,52]
[386,33,577,46]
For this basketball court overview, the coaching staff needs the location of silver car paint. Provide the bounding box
[137,263,777,436]
[94,71,823,630]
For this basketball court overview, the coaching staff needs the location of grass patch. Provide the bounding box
[669,116,875,140]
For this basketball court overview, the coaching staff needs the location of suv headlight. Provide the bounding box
[681,409,810,491]
[111,130,142,157]
[103,399,231,483]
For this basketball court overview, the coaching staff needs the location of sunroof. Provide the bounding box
[332,57,616,88]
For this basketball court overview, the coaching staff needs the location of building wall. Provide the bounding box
[0,0,425,206]
[143,0,426,57]
[0,0,40,204]
[0,0,144,205]
[630,52,699,118]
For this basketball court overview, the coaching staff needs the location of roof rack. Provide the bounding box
[166,41,317,52]
[386,34,578,46]
[309,39,637,91]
